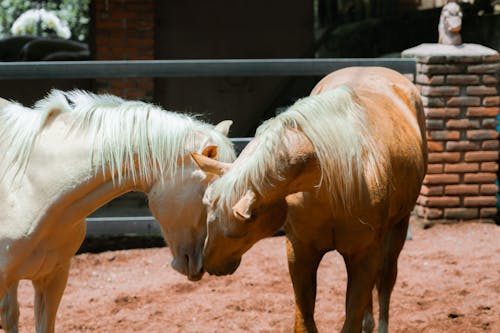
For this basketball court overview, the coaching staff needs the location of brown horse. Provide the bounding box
[192,67,427,333]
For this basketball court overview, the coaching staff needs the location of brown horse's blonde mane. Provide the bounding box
[0,90,235,184]
[210,86,385,210]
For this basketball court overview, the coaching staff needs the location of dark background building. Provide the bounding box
[1,0,499,136]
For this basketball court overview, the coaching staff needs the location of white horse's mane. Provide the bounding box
[0,89,235,183]
[211,86,384,209]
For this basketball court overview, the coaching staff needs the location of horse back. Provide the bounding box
[311,66,426,163]
[311,67,427,218]
[311,67,421,122]
[0,97,10,108]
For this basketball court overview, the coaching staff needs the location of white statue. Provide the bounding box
[438,1,463,45]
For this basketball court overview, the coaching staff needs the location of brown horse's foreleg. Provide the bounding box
[286,237,324,333]
[341,244,381,333]
[376,215,409,333]
[32,261,71,333]
[0,281,20,333]
[362,296,375,333]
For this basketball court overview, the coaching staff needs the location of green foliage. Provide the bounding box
[55,0,91,42]
[0,0,32,36]
[0,0,90,42]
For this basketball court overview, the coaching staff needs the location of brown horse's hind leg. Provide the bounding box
[341,244,381,333]
[0,281,20,333]
[286,238,325,333]
[376,215,409,333]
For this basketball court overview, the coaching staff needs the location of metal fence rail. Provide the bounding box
[0,58,415,79]
[86,216,160,237]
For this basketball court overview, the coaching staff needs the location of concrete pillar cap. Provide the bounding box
[402,43,498,57]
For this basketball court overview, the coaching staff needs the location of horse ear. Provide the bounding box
[214,120,233,137]
[190,152,230,176]
[201,145,218,159]
[232,190,256,221]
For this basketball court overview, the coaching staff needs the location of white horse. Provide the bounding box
[0,90,235,333]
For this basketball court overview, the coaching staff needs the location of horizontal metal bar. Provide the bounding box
[86,216,161,237]
[85,215,410,239]
[230,137,252,154]
[0,58,415,79]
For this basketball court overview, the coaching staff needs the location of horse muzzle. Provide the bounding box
[204,257,241,276]
[171,254,205,281]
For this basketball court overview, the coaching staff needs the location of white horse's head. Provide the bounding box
[147,120,235,281]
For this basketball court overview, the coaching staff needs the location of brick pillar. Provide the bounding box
[93,0,155,101]
[402,43,500,226]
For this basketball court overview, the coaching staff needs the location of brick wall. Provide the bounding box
[403,43,500,226]
[93,0,155,101]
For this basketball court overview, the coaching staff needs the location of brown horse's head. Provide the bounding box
[204,187,287,275]
[191,141,288,276]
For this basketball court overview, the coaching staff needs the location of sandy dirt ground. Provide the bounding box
[12,222,500,332]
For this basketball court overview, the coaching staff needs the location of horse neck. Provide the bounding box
[258,128,321,202]
[24,112,151,223]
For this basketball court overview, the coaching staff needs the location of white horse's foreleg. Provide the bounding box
[0,281,20,333]
[376,216,409,333]
[32,262,70,333]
